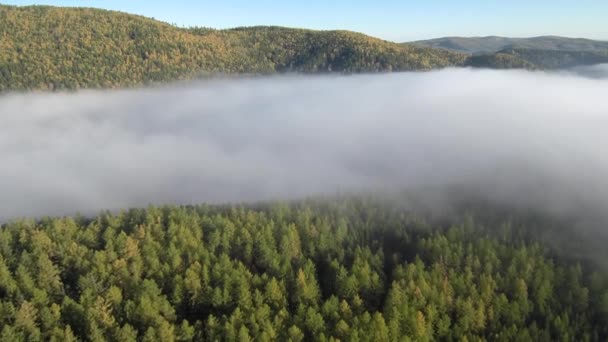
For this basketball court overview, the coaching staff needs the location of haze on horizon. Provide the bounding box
[1,0,607,42]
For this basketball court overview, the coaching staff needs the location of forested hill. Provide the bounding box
[465,48,608,70]
[412,36,608,70]
[412,36,608,55]
[413,36,608,70]
[0,4,465,91]
[1,196,608,341]
[2,4,606,91]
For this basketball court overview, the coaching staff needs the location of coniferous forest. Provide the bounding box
[0,195,607,341]
[0,5,465,92]
[2,4,607,92]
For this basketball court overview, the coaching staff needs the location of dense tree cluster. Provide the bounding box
[0,5,466,91]
[411,36,608,55]
[464,53,537,70]
[466,48,608,70]
[0,196,607,341]
[195,27,465,73]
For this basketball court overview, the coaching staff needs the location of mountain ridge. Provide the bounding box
[411,36,608,54]
[0,4,465,91]
[1,4,607,92]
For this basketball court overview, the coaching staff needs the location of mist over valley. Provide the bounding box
[2,68,607,224]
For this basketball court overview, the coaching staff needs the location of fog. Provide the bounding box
[570,63,608,79]
[1,68,608,225]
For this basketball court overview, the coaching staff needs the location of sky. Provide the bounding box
[2,0,608,42]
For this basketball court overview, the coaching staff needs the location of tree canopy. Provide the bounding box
[0,5,465,91]
[0,195,607,341]
[465,48,608,70]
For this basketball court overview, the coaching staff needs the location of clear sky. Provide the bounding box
[2,0,607,42]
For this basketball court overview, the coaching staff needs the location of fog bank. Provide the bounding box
[569,63,608,79]
[1,69,608,223]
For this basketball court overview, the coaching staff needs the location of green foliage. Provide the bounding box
[412,36,608,55]
[465,52,537,70]
[466,48,608,70]
[0,5,466,91]
[0,196,607,340]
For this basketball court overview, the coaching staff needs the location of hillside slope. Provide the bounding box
[0,5,465,91]
[466,48,608,70]
[464,52,537,70]
[412,36,608,54]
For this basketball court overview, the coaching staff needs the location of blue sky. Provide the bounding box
[2,0,607,42]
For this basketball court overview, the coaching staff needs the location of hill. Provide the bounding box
[0,196,607,340]
[464,51,537,70]
[0,5,465,91]
[412,36,608,55]
[466,48,608,70]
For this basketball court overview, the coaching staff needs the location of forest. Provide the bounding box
[2,4,607,92]
[0,195,607,341]
[466,48,608,70]
[0,5,465,91]
[412,36,608,55]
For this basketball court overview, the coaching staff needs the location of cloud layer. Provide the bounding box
[1,69,608,221]
[570,63,608,79]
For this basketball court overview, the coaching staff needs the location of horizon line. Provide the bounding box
[1,2,607,43]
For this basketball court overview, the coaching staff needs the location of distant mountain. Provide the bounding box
[0,4,465,91]
[413,36,608,70]
[412,36,608,55]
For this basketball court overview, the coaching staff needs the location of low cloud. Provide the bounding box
[1,69,608,224]
[569,63,608,79]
